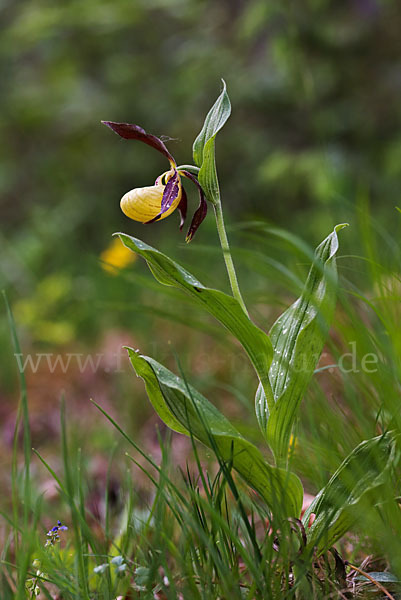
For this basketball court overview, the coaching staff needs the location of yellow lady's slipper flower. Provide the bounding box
[102,121,207,242]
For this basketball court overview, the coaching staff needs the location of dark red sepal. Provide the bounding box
[180,170,208,242]
[177,186,188,230]
[102,121,175,163]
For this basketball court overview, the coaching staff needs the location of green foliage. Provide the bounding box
[118,233,274,403]
[193,80,231,206]
[256,224,347,464]
[302,433,399,556]
[128,350,303,519]
[193,80,231,169]
[355,571,400,583]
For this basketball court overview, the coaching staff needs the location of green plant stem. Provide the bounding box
[213,200,249,317]
[212,202,277,423]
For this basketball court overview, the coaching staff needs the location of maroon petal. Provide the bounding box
[177,186,188,230]
[102,121,175,163]
[145,170,180,224]
[180,170,208,242]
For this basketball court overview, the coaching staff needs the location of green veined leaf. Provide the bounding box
[302,433,399,556]
[256,224,347,464]
[119,233,273,401]
[193,80,231,168]
[128,350,303,519]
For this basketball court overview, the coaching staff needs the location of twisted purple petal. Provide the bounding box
[145,170,180,224]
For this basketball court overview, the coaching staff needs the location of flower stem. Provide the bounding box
[179,164,248,314]
[176,164,200,175]
[213,199,249,317]
[213,198,277,433]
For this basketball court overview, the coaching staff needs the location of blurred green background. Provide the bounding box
[1,0,401,437]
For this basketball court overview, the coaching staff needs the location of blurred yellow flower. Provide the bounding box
[100,238,136,274]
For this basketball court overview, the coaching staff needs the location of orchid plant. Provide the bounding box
[103,82,398,564]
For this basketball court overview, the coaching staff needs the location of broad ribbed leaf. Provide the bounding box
[193,80,231,168]
[256,224,347,464]
[302,434,399,556]
[128,350,303,519]
[119,233,273,400]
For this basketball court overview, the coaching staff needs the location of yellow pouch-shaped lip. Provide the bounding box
[120,182,182,223]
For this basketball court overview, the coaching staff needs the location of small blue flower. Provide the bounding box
[45,520,68,547]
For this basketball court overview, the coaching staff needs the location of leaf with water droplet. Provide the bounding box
[255,224,348,464]
[302,433,399,556]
